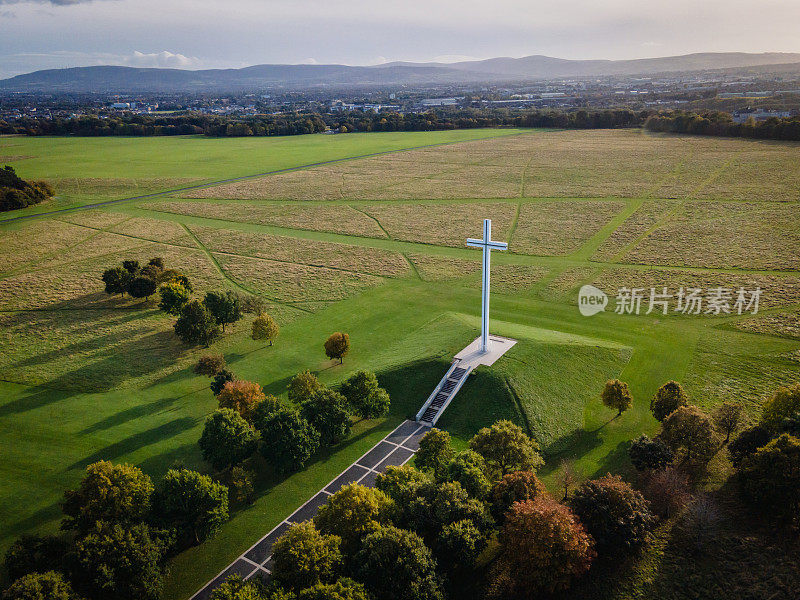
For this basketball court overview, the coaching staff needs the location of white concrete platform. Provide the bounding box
[454,334,518,367]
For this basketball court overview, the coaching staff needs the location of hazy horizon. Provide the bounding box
[1,0,799,79]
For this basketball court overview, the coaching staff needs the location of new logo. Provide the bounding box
[578,285,608,316]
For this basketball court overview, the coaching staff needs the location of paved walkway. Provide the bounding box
[190,420,429,600]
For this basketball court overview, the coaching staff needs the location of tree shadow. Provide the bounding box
[68,416,198,470]
[538,427,604,478]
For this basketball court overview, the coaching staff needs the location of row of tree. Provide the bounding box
[645,111,800,141]
[3,461,230,600]
[0,165,54,212]
[1,108,649,139]
[196,358,390,478]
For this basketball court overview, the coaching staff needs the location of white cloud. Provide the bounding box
[300,57,317,64]
[125,50,199,68]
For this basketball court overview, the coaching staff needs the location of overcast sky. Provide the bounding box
[1,0,800,78]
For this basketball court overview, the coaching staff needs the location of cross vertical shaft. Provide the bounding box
[467,218,508,354]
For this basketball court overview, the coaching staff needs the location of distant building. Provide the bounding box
[420,97,460,107]
[732,110,792,123]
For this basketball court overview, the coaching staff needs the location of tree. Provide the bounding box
[354,526,443,600]
[152,469,229,545]
[204,290,242,332]
[208,575,265,600]
[601,379,633,417]
[651,380,689,422]
[324,332,350,364]
[340,371,390,419]
[297,578,370,600]
[128,276,157,300]
[148,257,164,269]
[761,384,800,430]
[435,519,488,573]
[271,521,342,590]
[229,466,255,505]
[251,313,279,346]
[375,464,430,505]
[3,535,68,582]
[713,401,744,443]
[556,459,579,501]
[2,571,81,600]
[194,354,226,377]
[496,497,594,597]
[62,460,153,532]
[288,370,323,403]
[628,434,674,471]
[257,408,320,473]
[660,405,718,464]
[400,480,491,540]
[199,409,259,470]
[122,260,140,274]
[738,434,800,522]
[641,467,692,518]
[102,267,132,297]
[158,269,192,291]
[250,394,284,426]
[490,471,547,523]
[211,369,235,396]
[469,420,543,477]
[415,429,454,474]
[175,300,220,346]
[217,380,266,420]
[73,521,166,600]
[443,450,491,499]
[315,483,393,554]
[300,389,352,446]
[158,282,190,315]
[728,424,773,468]
[568,474,654,555]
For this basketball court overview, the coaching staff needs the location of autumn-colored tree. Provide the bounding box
[713,401,744,443]
[601,379,633,417]
[760,384,800,430]
[651,380,689,422]
[416,429,455,474]
[568,474,654,555]
[469,420,543,477]
[496,496,595,597]
[315,483,393,555]
[739,434,800,523]
[556,459,580,501]
[194,354,226,377]
[271,521,342,590]
[661,405,718,464]
[489,470,547,523]
[217,380,266,420]
[324,332,350,364]
[641,467,692,518]
[61,461,153,532]
[251,312,279,346]
[287,370,323,403]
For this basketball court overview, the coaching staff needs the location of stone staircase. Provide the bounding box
[416,361,474,426]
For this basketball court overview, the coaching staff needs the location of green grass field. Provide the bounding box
[1,128,798,599]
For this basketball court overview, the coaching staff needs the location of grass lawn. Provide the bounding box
[1,128,798,599]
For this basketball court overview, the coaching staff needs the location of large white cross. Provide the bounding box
[467,219,508,354]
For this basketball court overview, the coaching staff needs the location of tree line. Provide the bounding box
[1,108,647,138]
[645,110,800,141]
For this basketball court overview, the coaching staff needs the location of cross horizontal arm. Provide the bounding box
[467,239,508,251]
